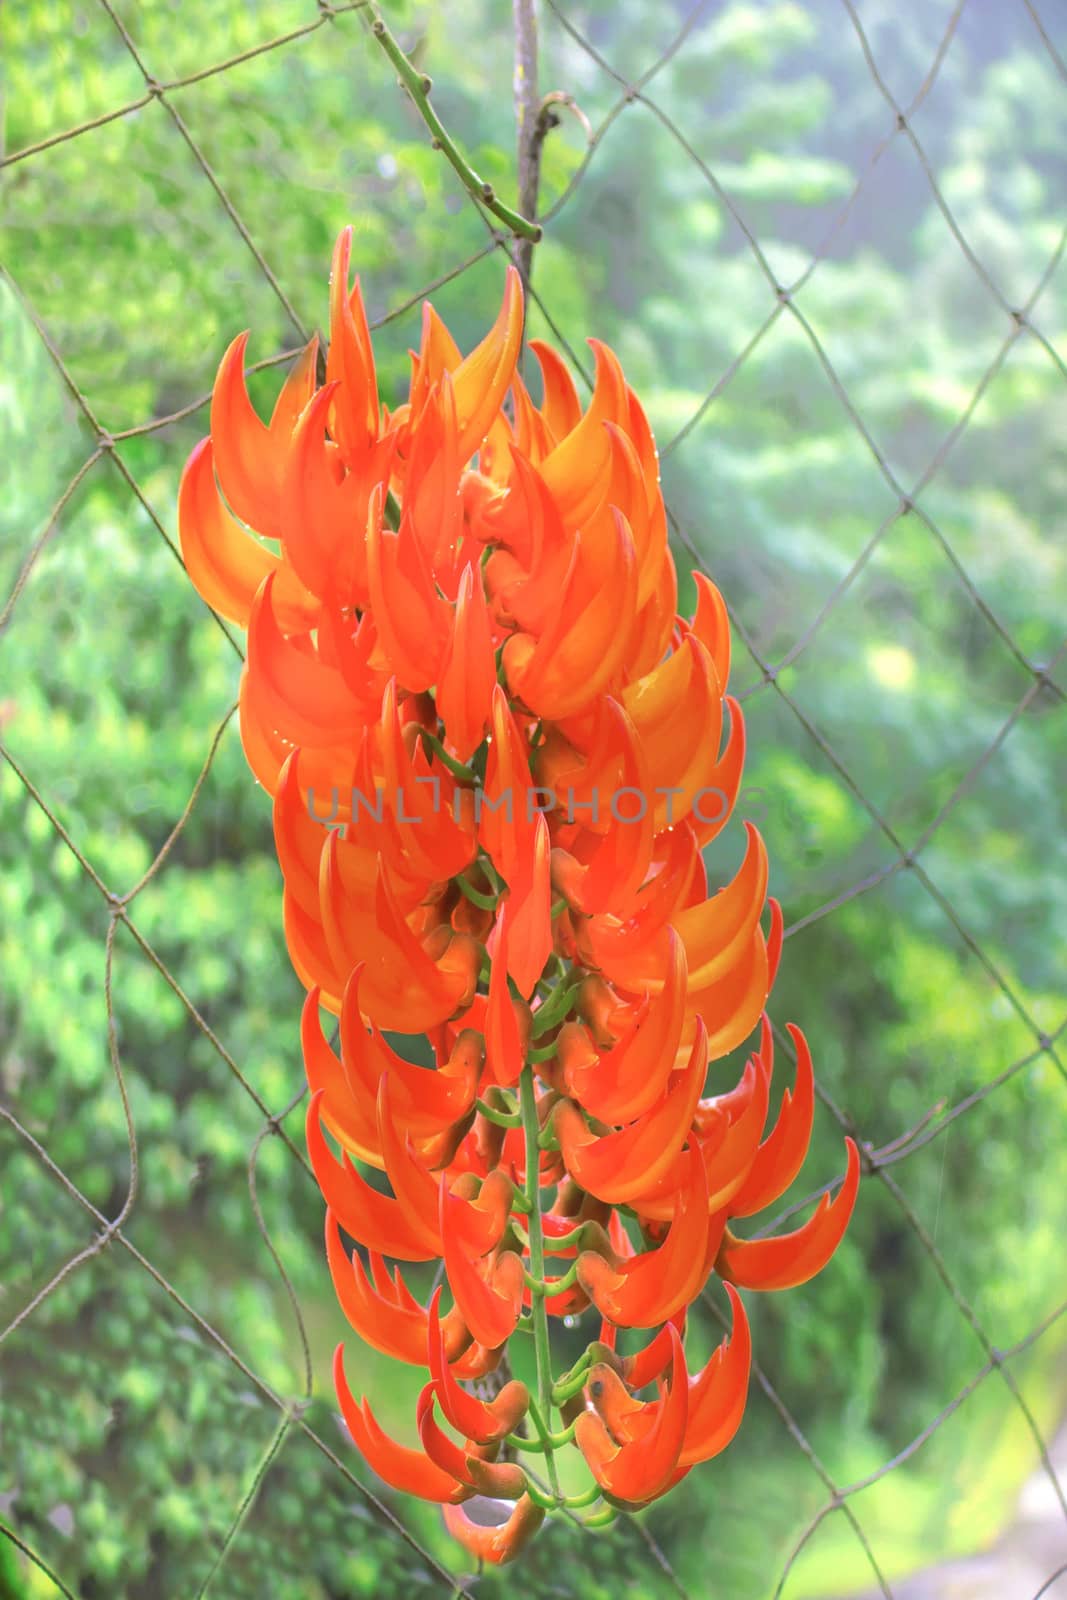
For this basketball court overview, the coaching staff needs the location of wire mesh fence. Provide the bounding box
[1,0,1066,1596]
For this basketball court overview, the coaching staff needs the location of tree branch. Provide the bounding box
[513,0,542,291]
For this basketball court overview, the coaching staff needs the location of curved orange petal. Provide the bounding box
[503,815,552,999]
[555,1021,707,1205]
[540,339,629,527]
[575,1325,689,1504]
[280,383,393,607]
[679,1283,751,1467]
[451,265,524,461]
[564,928,687,1125]
[577,1144,712,1327]
[209,333,285,539]
[442,1495,545,1565]
[283,884,344,1012]
[365,486,451,690]
[427,1289,528,1443]
[325,226,380,463]
[730,1022,815,1218]
[716,1137,861,1291]
[303,985,381,1166]
[334,1348,468,1504]
[246,573,368,748]
[689,571,731,691]
[306,1089,436,1261]
[437,562,496,761]
[178,437,314,630]
[485,908,524,1088]
[442,1193,525,1349]
[326,1209,436,1364]
[376,1075,443,1253]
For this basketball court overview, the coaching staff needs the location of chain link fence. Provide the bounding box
[2,1,1066,1596]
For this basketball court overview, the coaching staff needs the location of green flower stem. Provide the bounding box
[551,1349,593,1405]
[576,1502,617,1527]
[537,1116,561,1151]
[505,1418,577,1453]
[563,1481,606,1510]
[369,9,542,242]
[528,1039,560,1064]
[531,972,580,1037]
[414,727,478,784]
[523,1257,581,1296]
[541,1223,587,1254]
[522,1474,560,1512]
[455,873,498,910]
[481,857,504,895]
[519,1063,561,1498]
[474,1097,521,1128]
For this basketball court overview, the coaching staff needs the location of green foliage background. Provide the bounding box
[1,1,1065,1596]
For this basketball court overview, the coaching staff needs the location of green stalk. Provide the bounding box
[414,727,478,785]
[475,1097,521,1128]
[369,9,542,242]
[530,970,580,1037]
[519,1062,560,1499]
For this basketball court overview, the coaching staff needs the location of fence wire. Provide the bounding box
[1,1,1065,1597]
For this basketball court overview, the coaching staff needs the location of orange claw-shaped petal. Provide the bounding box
[247,572,367,748]
[618,1310,688,1392]
[716,1137,861,1291]
[428,1290,529,1443]
[528,338,581,442]
[540,339,629,527]
[446,1169,515,1258]
[504,814,553,999]
[365,486,451,691]
[376,1075,443,1254]
[679,1283,751,1467]
[689,571,731,692]
[178,437,316,630]
[672,821,768,991]
[325,225,380,463]
[306,1089,436,1262]
[302,986,381,1168]
[280,382,393,607]
[209,333,285,541]
[555,1019,707,1205]
[324,857,479,1034]
[437,561,497,761]
[575,1324,689,1505]
[637,1039,773,1223]
[479,685,537,890]
[451,264,524,461]
[577,1144,713,1328]
[485,909,525,1088]
[336,965,476,1150]
[334,1346,469,1504]
[563,928,687,1126]
[729,1022,815,1218]
[442,1496,545,1566]
[442,1188,525,1349]
[325,1209,468,1367]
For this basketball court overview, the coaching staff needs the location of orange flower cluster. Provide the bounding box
[178,227,859,1562]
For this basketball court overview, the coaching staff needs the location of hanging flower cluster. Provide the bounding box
[178,227,859,1564]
